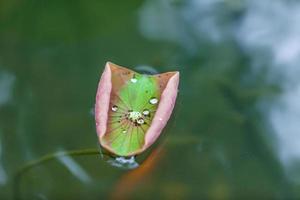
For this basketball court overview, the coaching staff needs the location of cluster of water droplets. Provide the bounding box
[111,104,156,128]
[110,74,159,129]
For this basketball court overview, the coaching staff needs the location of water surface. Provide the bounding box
[1,0,300,199]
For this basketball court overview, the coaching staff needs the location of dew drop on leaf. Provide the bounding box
[137,118,145,125]
[130,78,137,83]
[143,109,150,116]
[149,97,158,105]
[112,105,118,112]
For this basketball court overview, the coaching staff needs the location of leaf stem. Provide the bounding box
[13,148,101,200]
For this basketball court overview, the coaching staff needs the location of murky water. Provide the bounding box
[1,0,300,199]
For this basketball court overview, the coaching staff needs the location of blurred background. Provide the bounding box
[1,0,300,199]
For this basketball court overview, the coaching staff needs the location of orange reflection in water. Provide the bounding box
[110,145,165,200]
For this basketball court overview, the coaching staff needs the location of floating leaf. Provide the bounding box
[95,62,179,156]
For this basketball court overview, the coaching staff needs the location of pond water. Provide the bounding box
[1,0,300,199]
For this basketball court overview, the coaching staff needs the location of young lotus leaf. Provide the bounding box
[95,62,179,157]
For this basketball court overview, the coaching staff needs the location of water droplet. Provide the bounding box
[112,105,118,112]
[149,97,158,105]
[137,118,144,125]
[131,78,137,83]
[159,118,163,121]
[143,109,150,116]
[122,130,127,134]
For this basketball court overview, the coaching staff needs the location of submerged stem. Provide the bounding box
[13,148,101,200]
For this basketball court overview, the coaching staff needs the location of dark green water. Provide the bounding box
[1,0,300,199]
